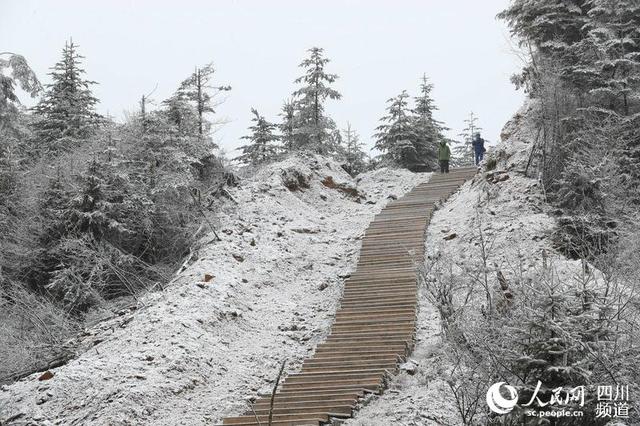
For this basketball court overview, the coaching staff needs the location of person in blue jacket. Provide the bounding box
[471,133,486,165]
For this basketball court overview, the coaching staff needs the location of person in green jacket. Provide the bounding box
[438,140,451,173]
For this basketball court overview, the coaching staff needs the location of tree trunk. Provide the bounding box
[197,68,203,138]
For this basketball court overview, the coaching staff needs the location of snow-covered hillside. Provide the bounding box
[0,154,429,425]
[344,102,608,425]
[2,105,615,426]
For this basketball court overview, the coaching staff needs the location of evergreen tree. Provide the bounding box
[157,65,232,185]
[39,171,71,244]
[503,261,615,421]
[237,108,279,165]
[325,120,343,156]
[453,111,481,166]
[292,47,341,154]
[497,1,588,55]
[176,63,231,139]
[68,158,122,240]
[582,0,640,116]
[28,171,73,289]
[44,157,130,309]
[498,0,640,114]
[341,122,367,176]
[115,111,203,260]
[161,92,197,137]
[31,40,101,153]
[0,144,16,203]
[412,74,447,171]
[0,52,41,132]
[133,105,200,191]
[374,90,418,168]
[138,88,159,135]
[499,0,640,203]
[279,99,297,152]
[38,158,121,248]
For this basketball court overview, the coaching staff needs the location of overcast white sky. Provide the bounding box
[1,0,524,154]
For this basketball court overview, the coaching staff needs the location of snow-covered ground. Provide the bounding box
[0,154,429,425]
[1,103,606,426]
[344,102,603,425]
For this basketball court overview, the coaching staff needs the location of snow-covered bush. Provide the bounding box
[424,244,640,424]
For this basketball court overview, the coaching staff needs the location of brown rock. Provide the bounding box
[321,175,338,188]
[321,176,362,198]
[38,371,54,381]
[443,233,457,241]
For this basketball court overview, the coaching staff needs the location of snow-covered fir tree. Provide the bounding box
[0,53,41,131]
[0,53,41,208]
[68,158,121,240]
[292,47,342,154]
[412,74,447,171]
[152,64,231,184]
[341,122,368,176]
[31,40,101,153]
[499,0,640,202]
[453,111,481,166]
[161,92,197,137]
[582,0,640,116]
[279,99,297,152]
[38,171,70,244]
[374,90,419,169]
[237,108,280,165]
[135,100,204,190]
[177,63,231,140]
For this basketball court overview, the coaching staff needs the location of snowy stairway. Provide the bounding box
[221,167,477,426]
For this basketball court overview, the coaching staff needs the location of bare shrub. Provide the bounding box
[419,251,473,341]
[0,283,78,384]
[446,344,490,426]
[552,215,618,261]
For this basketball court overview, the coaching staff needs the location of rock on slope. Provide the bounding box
[0,154,428,426]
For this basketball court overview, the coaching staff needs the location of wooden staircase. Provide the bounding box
[221,167,477,426]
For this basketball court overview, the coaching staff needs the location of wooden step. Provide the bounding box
[251,399,355,410]
[279,380,382,393]
[254,390,363,403]
[301,363,397,373]
[248,404,353,417]
[223,413,328,425]
[309,352,398,361]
